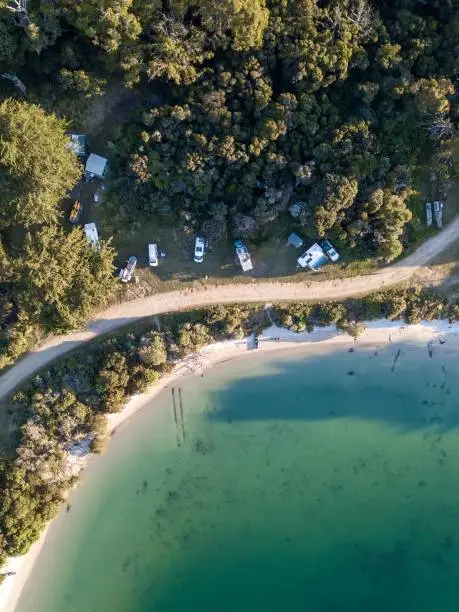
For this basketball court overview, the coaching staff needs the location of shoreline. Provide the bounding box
[2,318,459,612]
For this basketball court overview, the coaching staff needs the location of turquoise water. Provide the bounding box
[17,340,459,612]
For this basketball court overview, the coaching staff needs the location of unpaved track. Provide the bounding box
[1,216,459,400]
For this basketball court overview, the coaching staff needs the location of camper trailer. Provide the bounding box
[234,240,253,272]
[426,202,433,227]
[297,243,328,271]
[433,201,444,228]
[84,223,99,249]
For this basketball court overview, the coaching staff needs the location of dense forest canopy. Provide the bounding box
[1,0,458,254]
[1,0,459,366]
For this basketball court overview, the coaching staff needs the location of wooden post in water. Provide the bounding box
[178,387,186,444]
[171,387,181,447]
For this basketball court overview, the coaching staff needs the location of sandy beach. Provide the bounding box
[1,318,459,612]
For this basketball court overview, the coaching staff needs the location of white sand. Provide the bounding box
[2,318,459,612]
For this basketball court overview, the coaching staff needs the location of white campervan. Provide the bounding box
[148,243,159,267]
[194,236,205,263]
[84,223,99,249]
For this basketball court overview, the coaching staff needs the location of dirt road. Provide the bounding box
[1,216,459,400]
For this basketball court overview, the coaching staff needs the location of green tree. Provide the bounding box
[138,331,167,366]
[197,0,269,51]
[16,225,116,332]
[0,99,80,228]
[32,390,92,444]
[375,43,401,70]
[96,351,130,412]
[311,174,359,236]
[89,414,109,454]
[147,22,210,85]
[60,0,141,54]
[176,322,211,355]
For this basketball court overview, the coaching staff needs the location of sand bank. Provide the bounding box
[2,318,459,612]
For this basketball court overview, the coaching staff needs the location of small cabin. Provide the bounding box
[85,154,109,180]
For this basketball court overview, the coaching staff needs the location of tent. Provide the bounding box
[85,154,109,179]
[289,202,304,218]
[288,233,303,248]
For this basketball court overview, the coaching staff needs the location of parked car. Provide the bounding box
[148,243,159,267]
[194,236,205,263]
[69,200,82,224]
[320,239,339,262]
[119,256,137,282]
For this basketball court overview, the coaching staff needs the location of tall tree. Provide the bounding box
[0,99,81,228]
[17,226,116,332]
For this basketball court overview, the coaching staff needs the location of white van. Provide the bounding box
[194,236,205,263]
[148,243,159,267]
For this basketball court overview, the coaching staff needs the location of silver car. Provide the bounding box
[119,256,137,282]
[321,240,339,262]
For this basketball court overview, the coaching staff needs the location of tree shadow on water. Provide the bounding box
[206,343,459,433]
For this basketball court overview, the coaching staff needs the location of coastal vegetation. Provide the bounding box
[0,99,117,370]
[275,286,452,332]
[2,1,459,367]
[1,287,458,577]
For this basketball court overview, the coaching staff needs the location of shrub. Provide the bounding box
[96,352,130,413]
[138,332,167,366]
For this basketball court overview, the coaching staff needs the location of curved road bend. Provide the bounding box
[1,215,459,400]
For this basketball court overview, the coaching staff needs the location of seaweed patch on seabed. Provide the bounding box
[121,553,140,576]
[136,480,148,495]
[193,438,215,455]
[350,540,411,586]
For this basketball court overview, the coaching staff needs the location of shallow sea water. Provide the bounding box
[18,340,459,612]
